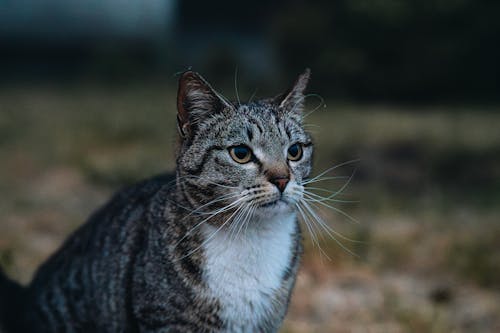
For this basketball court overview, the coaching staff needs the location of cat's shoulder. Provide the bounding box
[90,173,176,219]
[30,173,176,289]
[112,173,176,203]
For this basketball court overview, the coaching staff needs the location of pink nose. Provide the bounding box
[270,177,289,193]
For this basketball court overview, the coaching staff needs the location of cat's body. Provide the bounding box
[0,69,312,332]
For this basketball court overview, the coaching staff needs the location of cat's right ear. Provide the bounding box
[273,68,311,116]
[177,71,232,140]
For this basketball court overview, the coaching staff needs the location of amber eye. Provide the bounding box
[229,145,252,164]
[287,143,303,161]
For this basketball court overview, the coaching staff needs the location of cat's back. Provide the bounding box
[25,173,176,332]
[31,172,176,283]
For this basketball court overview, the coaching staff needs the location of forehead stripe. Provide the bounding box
[247,117,263,134]
[184,145,224,175]
[246,127,253,141]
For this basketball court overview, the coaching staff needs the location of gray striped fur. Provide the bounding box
[0,69,313,333]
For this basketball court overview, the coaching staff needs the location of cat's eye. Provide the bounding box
[287,143,303,161]
[229,145,252,164]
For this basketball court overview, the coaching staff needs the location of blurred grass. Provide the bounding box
[0,83,499,332]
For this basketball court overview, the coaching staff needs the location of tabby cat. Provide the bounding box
[0,69,313,332]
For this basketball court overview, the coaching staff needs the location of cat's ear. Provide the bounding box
[177,71,232,139]
[275,68,311,115]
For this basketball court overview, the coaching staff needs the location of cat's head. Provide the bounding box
[175,69,313,223]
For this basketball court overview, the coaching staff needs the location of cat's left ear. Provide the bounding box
[275,68,311,115]
[177,71,232,140]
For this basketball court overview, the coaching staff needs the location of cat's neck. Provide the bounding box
[200,212,298,331]
[200,211,297,265]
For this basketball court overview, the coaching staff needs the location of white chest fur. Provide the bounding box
[201,213,296,332]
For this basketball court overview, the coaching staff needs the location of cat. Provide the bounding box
[0,68,313,333]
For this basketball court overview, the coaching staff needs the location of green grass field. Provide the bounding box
[1,83,499,332]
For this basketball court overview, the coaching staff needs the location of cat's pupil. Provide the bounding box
[229,145,252,163]
[234,146,249,159]
[288,143,302,160]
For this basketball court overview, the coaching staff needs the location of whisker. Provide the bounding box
[303,93,326,119]
[248,88,258,103]
[179,192,240,217]
[174,203,246,262]
[304,159,360,185]
[301,176,350,185]
[243,191,276,207]
[304,197,360,225]
[230,202,255,242]
[303,191,359,204]
[296,202,331,260]
[178,175,238,189]
[227,202,251,242]
[295,203,320,247]
[173,196,246,249]
[242,204,257,236]
[303,186,349,194]
[300,201,359,257]
[301,201,361,244]
[302,123,321,128]
[234,66,241,107]
[302,167,357,203]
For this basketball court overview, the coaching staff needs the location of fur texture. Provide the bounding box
[0,69,313,332]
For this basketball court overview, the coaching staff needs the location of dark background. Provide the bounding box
[2,0,499,102]
[1,1,499,332]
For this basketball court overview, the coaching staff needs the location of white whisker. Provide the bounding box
[227,202,251,242]
[303,93,326,119]
[179,175,238,189]
[302,176,350,185]
[230,202,255,242]
[301,201,361,244]
[173,196,246,250]
[303,191,359,204]
[180,192,240,217]
[296,202,331,260]
[289,158,362,258]
[248,88,258,103]
[304,159,360,185]
[234,66,241,107]
[303,195,360,225]
[174,202,246,262]
[299,201,358,258]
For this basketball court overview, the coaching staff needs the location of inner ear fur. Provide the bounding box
[275,68,311,115]
[176,71,231,139]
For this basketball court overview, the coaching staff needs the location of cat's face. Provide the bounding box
[176,70,312,224]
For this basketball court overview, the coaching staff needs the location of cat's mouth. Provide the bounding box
[259,197,293,211]
[242,185,300,213]
[260,199,281,208]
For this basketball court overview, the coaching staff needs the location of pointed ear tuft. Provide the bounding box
[277,68,311,115]
[177,71,231,140]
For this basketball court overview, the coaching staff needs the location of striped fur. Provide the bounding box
[0,70,312,332]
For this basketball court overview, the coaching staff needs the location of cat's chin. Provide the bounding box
[255,199,295,218]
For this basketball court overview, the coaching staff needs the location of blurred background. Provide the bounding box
[1,1,499,332]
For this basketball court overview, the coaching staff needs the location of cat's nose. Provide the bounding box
[270,177,289,193]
